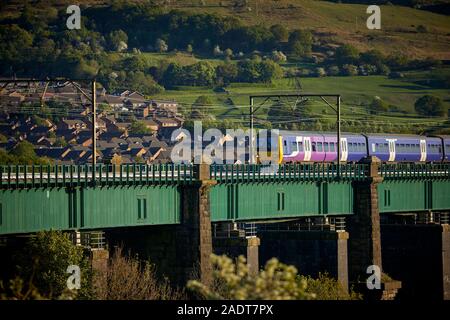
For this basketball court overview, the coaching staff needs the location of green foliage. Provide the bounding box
[414,95,444,116]
[237,59,283,83]
[191,95,213,119]
[288,29,313,58]
[302,273,361,300]
[127,72,164,95]
[187,254,315,300]
[335,44,359,65]
[15,231,92,299]
[10,141,37,159]
[107,29,128,52]
[341,64,358,76]
[216,63,239,86]
[270,24,289,42]
[54,137,68,148]
[130,120,153,135]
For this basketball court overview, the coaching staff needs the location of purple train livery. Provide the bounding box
[275,132,448,163]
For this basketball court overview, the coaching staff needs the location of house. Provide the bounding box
[134,105,150,118]
[97,95,124,109]
[141,119,159,132]
[154,117,181,128]
[35,147,71,160]
[111,122,131,134]
[60,119,87,131]
[151,100,178,114]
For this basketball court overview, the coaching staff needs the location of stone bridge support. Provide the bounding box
[347,156,401,299]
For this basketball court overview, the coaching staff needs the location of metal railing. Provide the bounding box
[1,162,449,189]
[211,163,368,183]
[379,163,450,180]
[0,164,195,188]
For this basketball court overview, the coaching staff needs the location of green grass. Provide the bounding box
[174,0,450,60]
[153,68,450,130]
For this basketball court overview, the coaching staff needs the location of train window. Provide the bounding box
[330,143,335,152]
[298,142,303,152]
[317,142,323,152]
[324,142,329,152]
[312,142,316,152]
[291,141,298,152]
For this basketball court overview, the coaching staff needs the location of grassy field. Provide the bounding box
[153,67,450,130]
[173,0,450,60]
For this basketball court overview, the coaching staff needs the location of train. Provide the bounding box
[256,132,450,164]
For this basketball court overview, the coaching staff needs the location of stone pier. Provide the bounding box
[347,156,401,299]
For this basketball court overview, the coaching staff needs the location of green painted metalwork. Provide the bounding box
[379,180,450,213]
[0,163,449,235]
[210,163,368,183]
[0,164,195,188]
[0,186,181,235]
[210,181,354,222]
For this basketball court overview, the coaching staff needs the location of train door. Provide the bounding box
[304,137,312,161]
[340,138,348,162]
[419,140,427,162]
[387,139,396,162]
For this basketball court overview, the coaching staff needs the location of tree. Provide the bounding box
[191,95,213,119]
[213,45,223,57]
[258,60,283,83]
[270,24,289,42]
[271,50,287,62]
[315,67,326,77]
[10,141,36,159]
[369,97,389,114]
[288,29,313,58]
[128,72,164,95]
[107,30,128,52]
[130,120,153,134]
[186,61,216,86]
[186,44,193,55]
[216,63,238,85]
[54,137,68,147]
[224,48,233,58]
[335,44,359,65]
[341,64,358,76]
[155,38,168,53]
[414,95,444,116]
[327,65,340,76]
[15,231,92,299]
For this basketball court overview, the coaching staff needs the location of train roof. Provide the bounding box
[279,131,363,137]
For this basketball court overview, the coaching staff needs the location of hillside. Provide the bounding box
[1,0,449,59]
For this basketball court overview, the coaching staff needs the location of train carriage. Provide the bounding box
[273,132,447,164]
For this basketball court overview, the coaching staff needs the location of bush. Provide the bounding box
[271,50,287,62]
[93,247,184,300]
[302,273,361,300]
[327,65,340,76]
[315,67,326,77]
[341,64,358,76]
[414,95,444,116]
[187,254,315,300]
[14,231,92,299]
[370,97,389,114]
